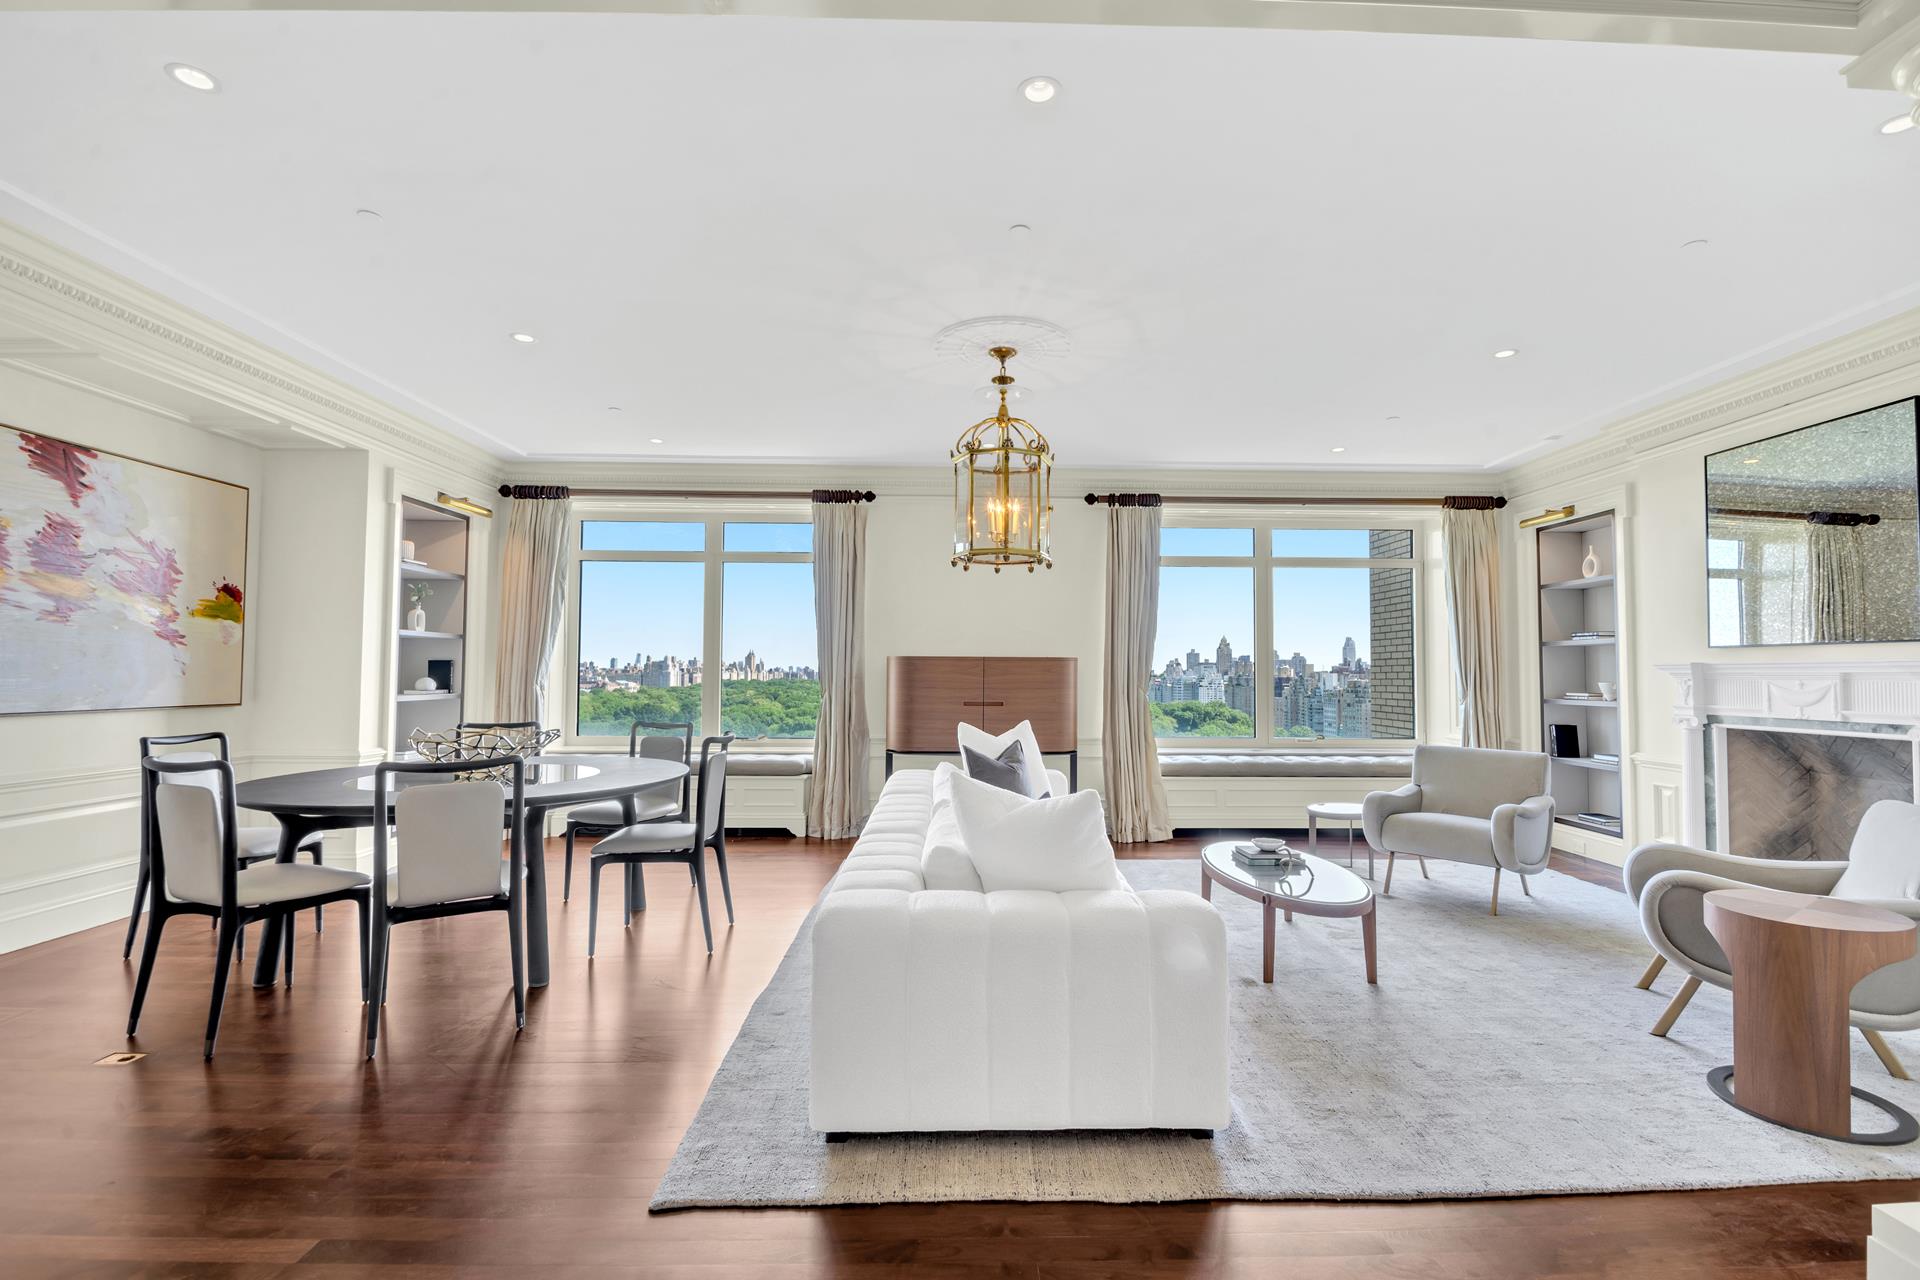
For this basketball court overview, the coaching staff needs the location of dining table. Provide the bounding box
[234,754,689,990]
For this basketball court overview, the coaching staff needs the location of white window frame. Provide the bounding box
[566,501,816,749]
[1155,513,1430,751]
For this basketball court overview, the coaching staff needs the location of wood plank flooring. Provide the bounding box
[0,834,1907,1278]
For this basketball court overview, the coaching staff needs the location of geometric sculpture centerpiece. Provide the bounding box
[951,345,1053,573]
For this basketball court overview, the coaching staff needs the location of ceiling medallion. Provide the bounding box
[951,346,1053,574]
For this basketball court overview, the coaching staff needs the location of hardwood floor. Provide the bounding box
[0,834,1906,1278]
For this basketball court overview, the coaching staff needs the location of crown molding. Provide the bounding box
[504,459,1503,503]
[0,219,502,488]
[1501,305,1920,498]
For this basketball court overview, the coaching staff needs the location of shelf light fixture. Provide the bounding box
[437,492,493,519]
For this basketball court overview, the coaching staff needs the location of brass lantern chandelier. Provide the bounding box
[951,346,1054,573]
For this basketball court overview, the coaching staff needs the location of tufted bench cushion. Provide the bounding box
[1158,752,1411,779]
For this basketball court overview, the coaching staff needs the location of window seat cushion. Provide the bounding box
[1158,752,1412,779]
[727,752,813,777]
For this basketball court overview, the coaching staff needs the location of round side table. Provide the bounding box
[1306,802,1368,877]
[1703,888,1919,1145]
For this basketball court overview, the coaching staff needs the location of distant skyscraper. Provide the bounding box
[1288,652,1307,679]
[1342,636,1357,666]
[1185,648,1202,672]
[1216,636,1233,673]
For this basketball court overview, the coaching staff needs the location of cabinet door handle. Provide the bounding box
[962,700,1005,707]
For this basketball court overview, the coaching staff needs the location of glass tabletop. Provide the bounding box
[1202,842,1371,906]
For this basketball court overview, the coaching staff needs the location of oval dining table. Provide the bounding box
[234,754,689,990]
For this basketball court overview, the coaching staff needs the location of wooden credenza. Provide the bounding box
[885,656,1078,789]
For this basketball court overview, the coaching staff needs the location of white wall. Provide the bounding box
[1502,307,1920,862]
[0,365,267,949]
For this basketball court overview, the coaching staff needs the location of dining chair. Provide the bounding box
[588,735,735,956]
[127,755,371,1060]
[563,719,694,902]
[364,756,528,1060]
[124,732,328,961]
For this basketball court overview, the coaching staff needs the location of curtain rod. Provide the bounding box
[498,485,875,503]
[1083,492,1506,509]
[1710,506,1881,526]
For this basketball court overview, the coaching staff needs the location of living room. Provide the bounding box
[3,2,1920,1275]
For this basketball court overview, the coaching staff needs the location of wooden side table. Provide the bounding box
[1703,888,1919,1145]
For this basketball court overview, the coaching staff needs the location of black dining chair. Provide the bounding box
[127,755,371,1059]
[364,756,528,1060]
[124,732,328,961]
[587,735,735,957]
[563,719,694,902]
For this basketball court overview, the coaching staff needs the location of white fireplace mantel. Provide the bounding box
[1658,661,1920,848]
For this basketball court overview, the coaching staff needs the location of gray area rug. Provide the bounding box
[650,860,1920,1209]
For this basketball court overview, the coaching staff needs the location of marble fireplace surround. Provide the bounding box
[1658,662,1920,854]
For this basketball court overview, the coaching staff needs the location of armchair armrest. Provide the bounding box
[1491,794,1555,873]
[1362,783,1422,850]
[1621,841,1847,904]
[1826,899,1920,1028]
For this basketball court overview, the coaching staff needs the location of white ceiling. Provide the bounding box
[0,10,1915,472]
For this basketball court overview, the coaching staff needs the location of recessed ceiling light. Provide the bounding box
[1330,446,1347,454]
[509,332,537,344]
[1883,112,1917,136]
[1385,415,1401,422]
[1492,349,1518,359]
[165,63,218,92]
[649,437,665,445]
[1019,76,1059,104]
[355,208,382,221]
[606,405,622,413]
[1681,238,1709,249]
[1009,223,1032,236]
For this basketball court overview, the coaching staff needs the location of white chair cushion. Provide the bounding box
[1832,800,1920,900]
[1381,811,1496,865]
[387,861,509,907]
[947,772,1121,893]
[593,821,698,855]
[957,720,1052,799]
[224,862,368,908]
[567,793,679,829]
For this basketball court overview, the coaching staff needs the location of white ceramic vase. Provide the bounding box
[407,606,427,631]
[1581,545,1600,578]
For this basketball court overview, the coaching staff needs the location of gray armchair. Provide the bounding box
[1624,799,1920,1078]
[1361,745,1554,915]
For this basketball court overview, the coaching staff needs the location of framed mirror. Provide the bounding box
[1705,397,1920,647]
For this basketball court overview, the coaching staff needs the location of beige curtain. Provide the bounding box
[492,494,570,727]
[1102,500,1171,843]
[1807,522,1868,644]
[1442,505,1504,750]
[808,499,870,839]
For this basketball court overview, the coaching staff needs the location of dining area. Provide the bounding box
[119,721,738,1060]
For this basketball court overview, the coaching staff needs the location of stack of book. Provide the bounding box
[1232,842,1298,869]
[1570,630,1615,641]
[1560,691,1607,701]
[1590,751,1620,766]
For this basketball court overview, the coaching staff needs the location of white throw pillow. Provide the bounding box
[956,719,1051,799]
[946,771,1121,893]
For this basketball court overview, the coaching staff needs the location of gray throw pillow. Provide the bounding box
[962,739,1037,797]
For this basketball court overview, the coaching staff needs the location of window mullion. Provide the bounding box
[704,518,723,737]
[1254,526,1274,745]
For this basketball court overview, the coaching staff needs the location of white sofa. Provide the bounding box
[809,767,1230,1139]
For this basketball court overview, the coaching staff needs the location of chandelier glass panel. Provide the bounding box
[951,346,1053,572]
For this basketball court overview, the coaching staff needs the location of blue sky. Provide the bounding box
[579,521,818,671]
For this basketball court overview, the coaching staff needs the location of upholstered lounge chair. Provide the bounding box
[1361,744,1555,915]
[1623,799,1920,1078]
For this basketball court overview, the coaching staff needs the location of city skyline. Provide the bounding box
[1153,565,1383,677]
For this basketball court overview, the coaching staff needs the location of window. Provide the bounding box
[573,515,817,742]
[1151,523,1419,745]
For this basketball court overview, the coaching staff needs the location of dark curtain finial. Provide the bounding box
[497,484,572,501]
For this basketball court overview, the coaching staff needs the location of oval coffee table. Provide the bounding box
[1200,842,1377,985]
[1703,887,1918,1145]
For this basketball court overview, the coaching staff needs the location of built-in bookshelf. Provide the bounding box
[392,497,469,751]
[1536,511,1624,842]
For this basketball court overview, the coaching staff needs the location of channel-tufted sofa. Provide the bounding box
[809,767,1230,1140]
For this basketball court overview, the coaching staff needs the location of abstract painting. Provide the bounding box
[0,424,248,714]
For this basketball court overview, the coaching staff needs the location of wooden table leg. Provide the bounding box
[1200,869,1212,901]
[1261,900,1275,984]
[1362,900,1378,985]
